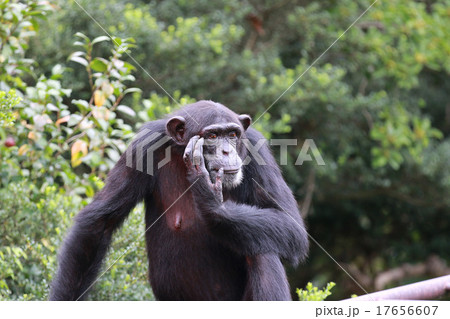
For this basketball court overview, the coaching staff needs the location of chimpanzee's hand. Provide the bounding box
[183,135,208,178]
[183,135,223,203]
[209,167,224,203]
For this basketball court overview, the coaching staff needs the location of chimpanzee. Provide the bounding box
[50,100,308,300]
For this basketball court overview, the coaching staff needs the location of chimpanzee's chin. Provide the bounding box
[223,169,243,189]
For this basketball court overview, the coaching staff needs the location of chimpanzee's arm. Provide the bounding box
[192,173,308,266]
[186,129,309,266]
[49,122,163,300]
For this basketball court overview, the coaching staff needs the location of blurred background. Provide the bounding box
[0,0,449,300]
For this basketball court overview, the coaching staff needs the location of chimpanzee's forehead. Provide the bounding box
[202,123,242,133]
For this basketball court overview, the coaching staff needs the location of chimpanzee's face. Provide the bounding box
[201,122,244,189]
[166,110,251,189]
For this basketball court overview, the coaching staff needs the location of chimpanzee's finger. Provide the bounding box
[213,168,224,203]
[193,137,205,169]
[183,135,200,166]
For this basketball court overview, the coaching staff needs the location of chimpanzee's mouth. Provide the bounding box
[224,169,239,174]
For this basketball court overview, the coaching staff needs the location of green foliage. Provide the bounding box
[370,103,443,169]
[2,30,154,194]
[0,0,53,90]
[364,1,450,88]
[0,89,20,127]
[297,282,336,301]
[136,90,195,125]
[0,182,81,300]
[0,181,154,300]
[0,0,166,300]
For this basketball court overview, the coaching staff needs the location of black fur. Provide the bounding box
[50,100,308,301]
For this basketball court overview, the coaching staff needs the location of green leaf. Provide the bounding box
[92,35,110,45]
[74,32,89,41]
[69,56,88,67]
[106,148,120,162]
[90,59,108,72]
[111,36,122,46]
[117,105,136,117]
[123,88,141,95]
[71,99,89,112]
[68,51,85,58]
[123,62,136,71]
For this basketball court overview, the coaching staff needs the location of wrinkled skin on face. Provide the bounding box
[182,121,245,187]
[182,126,244,203]
[166,108,251,193]
[183,136,224,203]
[201,122,244,189]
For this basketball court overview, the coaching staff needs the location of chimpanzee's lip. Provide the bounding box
[224,169,239,174]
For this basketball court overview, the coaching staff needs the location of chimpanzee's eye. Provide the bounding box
[229,131,237,138]
[208,133,217,139]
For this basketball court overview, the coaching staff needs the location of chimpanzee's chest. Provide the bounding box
[144,214,247,300]
[143,164,246,300]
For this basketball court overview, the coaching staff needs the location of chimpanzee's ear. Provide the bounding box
[238,114,252,131]
[166,116,186,144]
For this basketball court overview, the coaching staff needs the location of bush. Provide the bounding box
[0,90,20,127]
[0,0,160,300]
[0,181,155,300]
[297,282,336,301]
[0,182,81,300]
